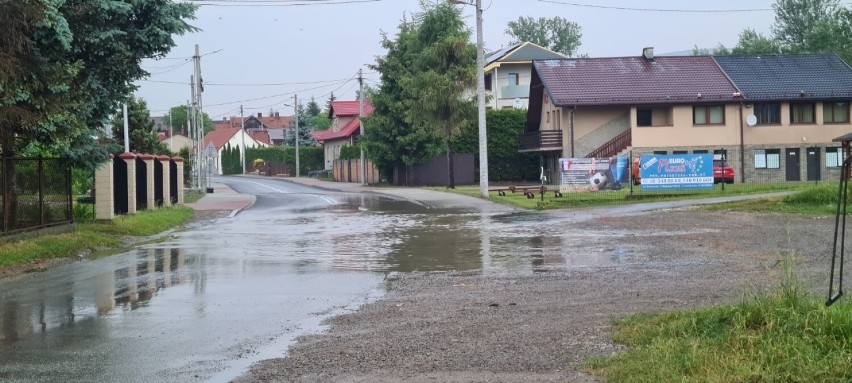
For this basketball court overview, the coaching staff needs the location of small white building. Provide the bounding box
[202,127,270,175]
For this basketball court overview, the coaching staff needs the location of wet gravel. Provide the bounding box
[239,208,835,383]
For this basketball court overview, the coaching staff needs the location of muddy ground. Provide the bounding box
[239,208,837,383]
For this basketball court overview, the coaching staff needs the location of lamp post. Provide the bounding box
[451,0,488,199]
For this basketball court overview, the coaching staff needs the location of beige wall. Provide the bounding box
[742,102,850,146]
[487,62,532,110]
[324,137,352,170]
[633,104,741,148]
[164,135,193,153]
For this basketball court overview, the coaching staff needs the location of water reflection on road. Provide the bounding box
[0,184,686,382]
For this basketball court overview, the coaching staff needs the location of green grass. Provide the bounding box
[0,206,195,269]
[586,279,852,383]
[184,190,206,203]
[704,183,850,215]
[433,182,814,210]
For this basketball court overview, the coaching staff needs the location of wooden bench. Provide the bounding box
[488,185,563,198]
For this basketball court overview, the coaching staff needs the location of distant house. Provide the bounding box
[312,100,375,170]
[484,42,568,110]
[202,127,270,175]
[524,48,852,184]
[158,132,193,153]
[215,112,292,146]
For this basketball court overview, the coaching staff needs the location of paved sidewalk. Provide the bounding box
[185,182,256,215]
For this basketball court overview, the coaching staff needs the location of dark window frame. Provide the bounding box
[824,101,850,124]
[790,102,816,124]
[693,105,725,125]
[754,103,781,125]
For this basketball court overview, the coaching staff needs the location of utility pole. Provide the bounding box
[358,68,366,185]
[474,0,489,199]
[190,74,198,189]
[122,103,129,153]
[241,105,246,174]
[295,94,300,177]
[193,44,206,189]
[168,109,173,151]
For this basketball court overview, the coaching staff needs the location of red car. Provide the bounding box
[632,157,735,185]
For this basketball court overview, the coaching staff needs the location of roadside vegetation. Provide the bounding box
[703,183,847,215]
[587,261,852,383]
[0,206,194,269]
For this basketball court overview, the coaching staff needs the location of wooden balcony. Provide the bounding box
[519,130,563,153]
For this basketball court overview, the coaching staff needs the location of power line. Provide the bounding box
[536,0,773,13]
[140,77,354,87]
[188,0,381,6]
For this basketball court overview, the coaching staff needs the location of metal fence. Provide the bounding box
[538,145,846,204]
[1,157,72,236]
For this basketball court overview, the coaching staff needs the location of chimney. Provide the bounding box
[257,112,262,118]
[643,47,654,61]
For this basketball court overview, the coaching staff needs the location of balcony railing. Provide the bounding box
[519,130,563,152]
[499,85,529,100]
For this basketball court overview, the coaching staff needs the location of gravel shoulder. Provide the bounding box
[239,208,834,382]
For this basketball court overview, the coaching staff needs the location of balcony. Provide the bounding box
[499,85,529,100]
[519,130,563,152]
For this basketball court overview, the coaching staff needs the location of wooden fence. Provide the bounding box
[333,159,380,184]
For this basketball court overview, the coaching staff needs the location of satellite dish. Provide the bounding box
[513,98,523,109]
[746,114,758,126]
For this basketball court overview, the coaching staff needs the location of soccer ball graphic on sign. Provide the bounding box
[589,172,608,189]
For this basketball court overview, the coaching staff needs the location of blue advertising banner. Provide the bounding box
[559,156,629,192]
[638,154,713,190]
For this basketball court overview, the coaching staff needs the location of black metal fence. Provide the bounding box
[534,146,847,204]
[1,157,72,236]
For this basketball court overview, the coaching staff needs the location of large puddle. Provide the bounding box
[0,189,716,382]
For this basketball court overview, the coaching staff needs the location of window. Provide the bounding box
[637,107,672,127]
[826,147,845,167]
[693,150,709,154]
[693,105,725,125]
[824,102,850,123]
[546,111,550,123]
[508,73,519,86]
[754,149,781,169]
[484,73,492,91]
[673,150,687,155]
[790,103,815,124]
[637,109,653,127]
[654,150,667,155]
[754,103,781,124]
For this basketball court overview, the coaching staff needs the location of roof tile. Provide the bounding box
[713,54,852,100]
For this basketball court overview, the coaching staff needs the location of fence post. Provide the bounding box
[95,156,115,220]
[120,153,138,214]
[173,157,185,205]
[38,157,45,226]
[158,155,171,207]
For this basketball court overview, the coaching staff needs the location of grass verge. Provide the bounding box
[703,183,848,215]
[587,261,852,382]
[0,206,195,269]
[432,182,811,210]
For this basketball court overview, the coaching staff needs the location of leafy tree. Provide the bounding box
[404,1,477,188]
[0,0,196,169]
[453,109,539,182]
[772,0,840,48]
[505,16,582,57]
[356,83,378,101]
[692,43,731,55]
[167,105,214,135]
[111,96,169,154]
[731,29,782,54]
[363,13,443,181]
[314,113,332,131]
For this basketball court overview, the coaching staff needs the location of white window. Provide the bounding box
[826,147,845,168]
[754,149,781,169]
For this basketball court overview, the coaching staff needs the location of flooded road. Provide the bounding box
[0,176,685,382]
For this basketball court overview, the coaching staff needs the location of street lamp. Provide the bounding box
[451,0,489,199]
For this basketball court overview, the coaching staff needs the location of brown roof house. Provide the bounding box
[313,100,375,170]
[215,112,292,146]
[524,48,852,184]
[202,127,271,175]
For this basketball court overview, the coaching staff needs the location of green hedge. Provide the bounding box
[221,144,242,175]
[453,109,540,182]
[246,146,324,175]
[339,144,361,160]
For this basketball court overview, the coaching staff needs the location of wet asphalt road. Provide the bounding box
[0,177,793,382]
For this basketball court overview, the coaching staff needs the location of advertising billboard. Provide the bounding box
[559,157,629,192]
[638,153,714,190]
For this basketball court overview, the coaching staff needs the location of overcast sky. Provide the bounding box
[135,0,778,120]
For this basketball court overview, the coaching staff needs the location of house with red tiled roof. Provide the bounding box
[525,48,852,184]
[215,112,293,146]
[202,127,270,175]
[313,100,375,170]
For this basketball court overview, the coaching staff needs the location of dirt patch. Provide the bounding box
[240,210,834,383]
